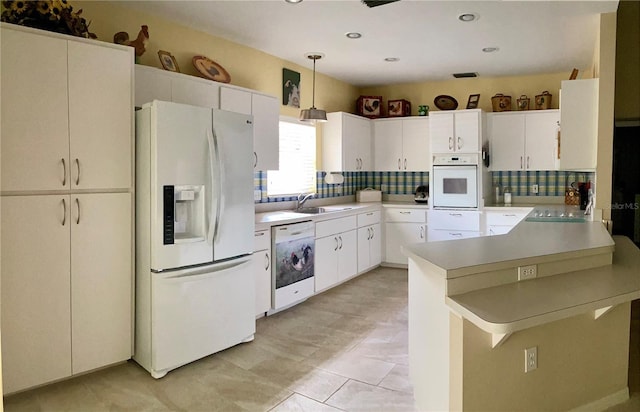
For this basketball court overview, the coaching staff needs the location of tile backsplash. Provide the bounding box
[491,171,595,196]
[254,171,430,203]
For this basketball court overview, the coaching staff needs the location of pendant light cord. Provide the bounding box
[311,57,317,109]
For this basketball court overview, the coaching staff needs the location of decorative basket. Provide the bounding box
[516,95,530,111]
[491,94,512,112]
[535,91,552,110]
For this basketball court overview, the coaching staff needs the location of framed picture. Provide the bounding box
[282,68,301,108]
[466,94,480,109]
[158,50,180,72]
[357,95,382,118]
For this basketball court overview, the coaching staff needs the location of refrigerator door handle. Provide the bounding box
[206,128,217,245]
[211,128,224,242]
[161,259,251,283]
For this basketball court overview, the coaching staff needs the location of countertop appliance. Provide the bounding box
[270,221,315,313]
[415,185,429,204]
[431,154,479,209]
[134,100,255,379]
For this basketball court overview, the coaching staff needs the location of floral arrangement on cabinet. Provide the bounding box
[1,0,97,39]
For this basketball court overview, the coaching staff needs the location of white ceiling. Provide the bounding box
[123,0,619,87]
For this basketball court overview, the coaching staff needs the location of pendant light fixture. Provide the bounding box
[299,53,327,123]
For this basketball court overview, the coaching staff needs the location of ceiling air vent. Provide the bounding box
[452,72,479,78]
[362,0,400,8]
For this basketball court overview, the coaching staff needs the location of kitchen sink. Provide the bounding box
[292,206,353,214]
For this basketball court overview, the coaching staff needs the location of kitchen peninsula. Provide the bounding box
[403,219,640,411]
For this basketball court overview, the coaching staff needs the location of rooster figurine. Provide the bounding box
[114,25,149,58]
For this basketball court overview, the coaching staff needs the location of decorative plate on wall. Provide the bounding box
[192,55,231,83]
[433,95,458,110]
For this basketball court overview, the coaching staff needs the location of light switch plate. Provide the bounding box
[254,190,262,201]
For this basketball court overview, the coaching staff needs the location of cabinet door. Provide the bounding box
[1,28,70,192]
[344,115,371,170]
[357,227,372,273]
[402,118,430,171]
[71,193,132,374]
[369,223,382,268]
[560,79,598,170]
[454,111,480,152]
[68,41,133,190]
[429,113,455,153]
[315,236,339,292]
[337,230,358,282]
[525,111,559,171]
[172,76,220,109]
[488,114,525,171]
[374,120,403,170]
[252,94,280,170]
[385,223,425,265]
[252,250,272,316]
[1,195,72,394]
[134,65,171,108]
[220,87,252,114]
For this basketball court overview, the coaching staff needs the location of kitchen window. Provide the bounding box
[267,117,316,196]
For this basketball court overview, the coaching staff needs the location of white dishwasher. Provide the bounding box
[270,221,315,312]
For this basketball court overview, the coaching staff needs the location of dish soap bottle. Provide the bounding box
[504,187,512,205]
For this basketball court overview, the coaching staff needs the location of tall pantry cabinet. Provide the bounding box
[0,24,134,394]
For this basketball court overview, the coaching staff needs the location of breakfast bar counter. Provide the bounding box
[402,218,640,412]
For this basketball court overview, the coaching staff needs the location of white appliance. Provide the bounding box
[270,221,315,312]
[134,100,255,379]
[431,154,479,209]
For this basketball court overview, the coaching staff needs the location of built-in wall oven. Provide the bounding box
[432,153,479,209]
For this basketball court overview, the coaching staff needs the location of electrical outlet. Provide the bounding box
[518,264,537,280]
[254,190,262,201]
[525,346,538,372]
[532,184,539,194]
[381,184,388,193]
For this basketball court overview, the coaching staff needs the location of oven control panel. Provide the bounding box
[433,153,479,166]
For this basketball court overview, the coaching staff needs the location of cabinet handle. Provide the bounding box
[404,159,407,170]
[520,156,523,169]
[74,158,80,185]
[397,158,401,170]
[450,232,463,237]
[366,212,373,216]
[253,152,258,168]
[457,137,462,150]
[503,214,516,217]
[61,158,67,186]
[75,198,80,224]
[449,213,463,217]
[61,198,67,226]
[420,226,424,239]
[255,232,265,237]
[367,227,371,240]
[448,137,453,150]
[370,227,374,239]
[399,211,411,215]
[265,252,270,270]
[335,237,339,251]
[338,236,343,250]
[527,156,530,169]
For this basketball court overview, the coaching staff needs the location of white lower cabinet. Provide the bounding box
[483,209,530,236]
[427,229,482,241]
[252,230,272,317]
[1,193,132,393]
[315,216,358,293]
[427,210,481,242]
[384,207,427,265]
[357,224,382,273]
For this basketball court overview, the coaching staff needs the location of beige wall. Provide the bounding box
[615,0,640,121]
[360,71,577,115]
[453,303,630,411]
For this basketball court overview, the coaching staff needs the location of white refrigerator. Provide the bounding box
[134,100,255,379]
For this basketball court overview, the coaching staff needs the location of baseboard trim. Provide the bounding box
[567,387,629,412]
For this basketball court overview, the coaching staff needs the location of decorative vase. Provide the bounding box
[418,105,429,116]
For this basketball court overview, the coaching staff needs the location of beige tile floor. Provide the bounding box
[4,267,640,412]
[3,267,417,412]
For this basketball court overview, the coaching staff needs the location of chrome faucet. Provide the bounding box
[584,189,594,215]
[296,192,317,210]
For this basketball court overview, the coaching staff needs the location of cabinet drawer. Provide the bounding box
[357,210,381,227]
[316,215,357,238]
[428,210,480,231]
[384,208,426,223]
[485,211,528,227]
[427,229,481,242]
[254,230,270,251]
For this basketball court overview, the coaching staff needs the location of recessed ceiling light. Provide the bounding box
[384,57,399,62]
[482,47,499,53]
[284,0,302,3]
[458,13,478,22]
[345,32,362,39]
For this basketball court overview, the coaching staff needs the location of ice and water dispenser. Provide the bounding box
[163,185,206,244]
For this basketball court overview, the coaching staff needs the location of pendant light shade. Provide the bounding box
[300,54,327,122]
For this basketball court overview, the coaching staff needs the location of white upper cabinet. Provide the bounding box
[322,112,372,171]
[374,117,430,171]
[171,76,220,108]
[560,79,599,170]
[430,110,482,153]
[488,110,559,171]
[220,86,279,171]
[135,65,219,109]
[134,65,172,107]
